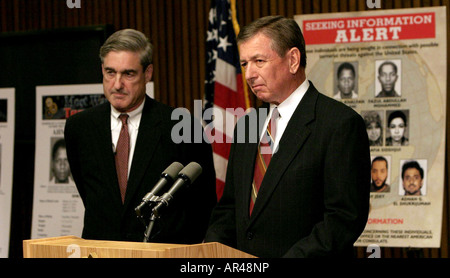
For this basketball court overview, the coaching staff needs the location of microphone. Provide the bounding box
[152,162,202,218]
[135,162,184,215]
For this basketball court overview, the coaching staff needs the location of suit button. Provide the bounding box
[247,232,254,240]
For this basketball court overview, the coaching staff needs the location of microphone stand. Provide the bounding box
[142,197,169,242]
[140,196,172,242]
[143,214,157,243]
[135,197,160,243]
[137,162,200,242]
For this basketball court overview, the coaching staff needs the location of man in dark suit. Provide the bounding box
[64,29,216,244]
[204,16,371,257]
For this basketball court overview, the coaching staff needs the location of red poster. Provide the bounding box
[303,12,435,45]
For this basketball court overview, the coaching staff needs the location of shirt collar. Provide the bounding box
[110,97,145,130]
[271,79,309,121]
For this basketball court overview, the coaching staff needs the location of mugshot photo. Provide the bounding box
[385,110,409,146]
[0,99,7,122]
[399,159,427,196]
[50,137,72,184]
[362,110,384,146]
[370,155,391,193]
[375,59,402,98]
[333,61,358,100]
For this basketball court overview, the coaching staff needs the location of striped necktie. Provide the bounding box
[250,107,279,215]
[115,114,129,203]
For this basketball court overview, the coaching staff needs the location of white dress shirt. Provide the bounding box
[260,79,310,154]
[111,98,145,176]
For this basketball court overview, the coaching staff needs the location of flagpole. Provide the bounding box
[230,0,251,110]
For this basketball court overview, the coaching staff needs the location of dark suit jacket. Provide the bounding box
[64,95,217,243]
[204,82,371,257]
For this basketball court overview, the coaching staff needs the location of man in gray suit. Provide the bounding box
[65,29,216,243]
[205,16,371,258]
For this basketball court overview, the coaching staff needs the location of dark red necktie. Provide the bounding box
[115,114,129,203]
[250,108,279,215]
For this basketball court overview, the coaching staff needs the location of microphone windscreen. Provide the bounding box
[179,162,202,183]
[164,162,184,179]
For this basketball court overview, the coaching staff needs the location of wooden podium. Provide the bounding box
[23,236,255,258]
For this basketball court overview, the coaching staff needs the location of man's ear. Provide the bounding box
[288,47,301,74]
[145,64,154,82]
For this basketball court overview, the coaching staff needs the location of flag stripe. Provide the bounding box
[203,105,235,147]
[214,80,248,111]
[213,152,228,182]
[211,129,232,159]
[210,104,237,140]
[215,58,237,91]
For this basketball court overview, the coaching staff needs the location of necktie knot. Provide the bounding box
[268,107,279,140]
[119,114,129,125]
[260,107,279,152]
[271,107,279,121]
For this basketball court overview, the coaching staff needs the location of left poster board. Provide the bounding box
[31,83,154,239]
[0,88,15,257]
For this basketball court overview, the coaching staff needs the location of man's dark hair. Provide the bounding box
[372,156,388,169]
[237,15,307,68]
[378,60,398,75]
[52,138,66,160]
[401,161,424,180]
[337,62,355,78]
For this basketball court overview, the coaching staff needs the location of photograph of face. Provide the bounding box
[362,110,383,146]
[375,59,402,98]
[333,62,358,100]
[386,110,409,146]
[370,156,391,193]
[0,99,7,122]
[50,137,71,184]
[399,159,427,196]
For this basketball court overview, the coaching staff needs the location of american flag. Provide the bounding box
[204,0,251,200]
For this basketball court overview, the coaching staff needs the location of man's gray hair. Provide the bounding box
[100,29,153,70]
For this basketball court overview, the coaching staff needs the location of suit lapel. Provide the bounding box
[123,96,162,207]
[249,82,319,222]
[239,143,258,221]
[91,102,123,204]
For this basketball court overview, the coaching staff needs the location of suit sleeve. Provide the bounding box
[284,112,371,257]
[64,115,86,203]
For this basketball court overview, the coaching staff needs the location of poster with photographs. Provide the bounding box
[31,82,154,239]
[32,83,154,239]
[295,6,446,248]
[0,88,15,257]
[32,84,106,239]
